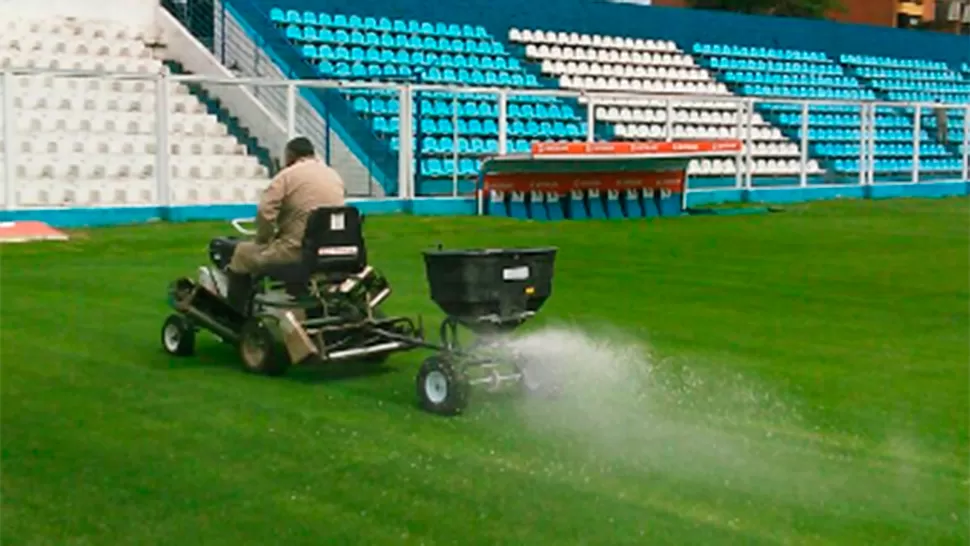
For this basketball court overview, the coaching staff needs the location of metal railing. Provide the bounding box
[0,66,968,210]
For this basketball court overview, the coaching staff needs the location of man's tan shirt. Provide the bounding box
[229,158,346,274]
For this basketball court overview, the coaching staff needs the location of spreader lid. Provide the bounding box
[422,246,558,258]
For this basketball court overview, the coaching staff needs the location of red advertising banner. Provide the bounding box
[531,140,744,156]
[484,170,685,194]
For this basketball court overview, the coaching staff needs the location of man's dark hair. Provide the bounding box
[285,136,315,160]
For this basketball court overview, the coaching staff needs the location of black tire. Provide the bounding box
[161,314,196,356]
[239,318,290,377]
[415,355,470,416]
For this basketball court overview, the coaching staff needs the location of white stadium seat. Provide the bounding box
[0,16,272,206]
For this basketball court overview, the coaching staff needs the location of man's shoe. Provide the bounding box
[226,272,253,315]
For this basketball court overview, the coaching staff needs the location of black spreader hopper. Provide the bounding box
[423,247,557,333]
[414,246,560,417]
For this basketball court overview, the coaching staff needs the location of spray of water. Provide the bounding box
[482,323,958,526]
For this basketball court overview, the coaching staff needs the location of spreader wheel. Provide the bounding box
[239,318,290,377]
[416,355,470,416]
[161,314,196,356]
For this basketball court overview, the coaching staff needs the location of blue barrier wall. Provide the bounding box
[255,0,970,66]
[3,183,966,228]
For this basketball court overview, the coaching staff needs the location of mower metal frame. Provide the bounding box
[161,217,426,375]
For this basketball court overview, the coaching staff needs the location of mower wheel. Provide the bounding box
[416,355,470,416]
[161,314,196,356]
[239,318,290,377]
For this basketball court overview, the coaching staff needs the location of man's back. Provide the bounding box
[272,159,346,247]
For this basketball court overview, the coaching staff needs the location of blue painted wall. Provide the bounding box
[3,183,966,228]
[255,0,970,66]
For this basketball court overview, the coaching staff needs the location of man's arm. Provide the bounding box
[255,174,286,244]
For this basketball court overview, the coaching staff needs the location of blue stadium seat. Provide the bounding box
[642,190,660,217]
[586,190,607,219]
[528,192,550,221]
[604,190,623,219]
[273,9,651,188]
[422,137,439,154]
[437,137,453,154]
[459,159,477,176]
[507,192,529,219]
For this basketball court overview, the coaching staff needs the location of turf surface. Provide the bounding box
[2,198,968,545]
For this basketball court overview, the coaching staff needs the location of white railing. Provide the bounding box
[0,67,968,210]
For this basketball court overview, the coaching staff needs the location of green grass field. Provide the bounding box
[2,198,968,545]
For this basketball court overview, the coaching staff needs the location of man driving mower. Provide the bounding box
[225,136,347,312]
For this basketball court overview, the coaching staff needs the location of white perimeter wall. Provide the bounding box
[0,0,157,27]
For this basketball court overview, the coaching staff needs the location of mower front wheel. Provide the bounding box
[161,314,196,356]
[416,355,470,416]
[239,318,290,377]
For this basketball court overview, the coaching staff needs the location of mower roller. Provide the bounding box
[159,206,559,416]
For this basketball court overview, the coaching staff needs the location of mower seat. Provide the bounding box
[259,206,368,292]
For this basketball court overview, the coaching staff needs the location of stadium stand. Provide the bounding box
[0,16,270,207]
[510,29,822,183]
[689,44,966,178]
[841,54,968,175]
[267,8,591,195]
[161,1,970,192]
[1,0,968,214]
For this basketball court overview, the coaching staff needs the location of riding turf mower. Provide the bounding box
[161,206,559,416]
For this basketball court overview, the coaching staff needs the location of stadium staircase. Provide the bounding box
[162,59,278,177]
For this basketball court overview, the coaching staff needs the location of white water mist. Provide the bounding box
[480,324,954,525]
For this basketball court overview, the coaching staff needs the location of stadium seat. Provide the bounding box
[688,42,969,177]
[266,10,595,195]
[232,6,970,191]
[515,29,814,178]
[0,16,271,207]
